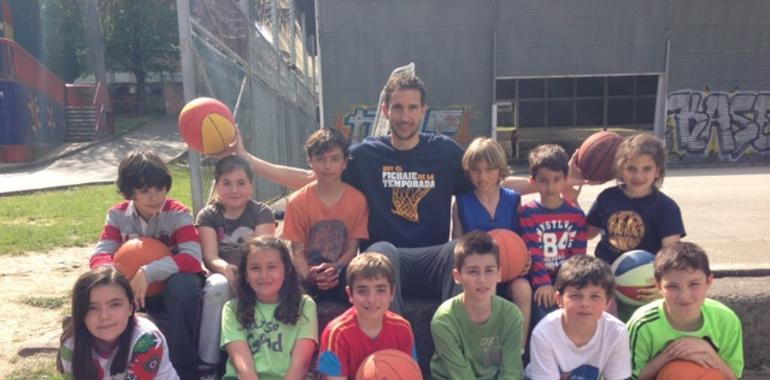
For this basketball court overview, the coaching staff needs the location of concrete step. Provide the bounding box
[65,106,98,142]
[65,123,97,130]
[708,275,770,372]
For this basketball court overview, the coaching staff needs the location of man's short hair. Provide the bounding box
[454,231,500,271]
[383,75,427,106]
[116,150,172,199]
[654,242,712,281]
[346,252,396,289]
[528,144,569,178]
[304,128,349,159]
[554,255,615,297]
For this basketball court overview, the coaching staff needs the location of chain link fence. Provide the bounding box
[180,0,317,212]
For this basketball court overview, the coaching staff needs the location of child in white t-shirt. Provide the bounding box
[526,255,630,380]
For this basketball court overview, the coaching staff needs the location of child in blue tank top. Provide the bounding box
[451,137,532,347]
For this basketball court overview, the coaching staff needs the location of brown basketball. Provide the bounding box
[576,131,624,183]
[656,359,724,380]
[355,349,423,380]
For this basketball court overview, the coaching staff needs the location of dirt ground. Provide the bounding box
[0,247,87,377]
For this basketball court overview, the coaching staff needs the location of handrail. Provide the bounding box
[92,81,112,136]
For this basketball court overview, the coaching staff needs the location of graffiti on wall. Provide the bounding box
[336,105,377,142]
[336,105,475,145]
[666,90,770,161]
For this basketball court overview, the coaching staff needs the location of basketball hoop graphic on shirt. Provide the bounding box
[391,186,432,222]
[382,166,435,223]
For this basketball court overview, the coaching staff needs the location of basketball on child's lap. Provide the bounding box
[355,349,423,380]
[178,97,236,155]
[487,229,528,282]
[114,237,172,297]
[656,359,724,380]
[576,131,624,183]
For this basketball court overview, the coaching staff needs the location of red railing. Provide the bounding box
[93,81,113,136]
[0,38,65,104]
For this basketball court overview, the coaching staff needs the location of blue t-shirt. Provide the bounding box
[586,186,685,265]
[343,133,472,248]
[456,187,521,234]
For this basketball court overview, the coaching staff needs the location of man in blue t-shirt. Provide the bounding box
[340,75,471,312]
[228,69,530,312]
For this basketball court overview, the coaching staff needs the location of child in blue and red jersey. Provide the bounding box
[318,253,415,379]
[519,144,587,326]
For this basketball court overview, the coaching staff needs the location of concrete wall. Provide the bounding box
[666,0,770,164]
[317,0,495,145]
[317,0,770,162]
[496,0,669,78]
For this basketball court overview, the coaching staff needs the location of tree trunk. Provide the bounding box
[134,70,146,114]
[83,0,107,85]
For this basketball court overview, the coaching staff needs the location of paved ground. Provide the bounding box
[0,116,184,195]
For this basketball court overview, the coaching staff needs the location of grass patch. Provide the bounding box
[19,295,67,310]
[0,165,192,255]
[114,114,155,135]
[6,357,62,380]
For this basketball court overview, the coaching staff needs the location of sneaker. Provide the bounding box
[198,363,218,380]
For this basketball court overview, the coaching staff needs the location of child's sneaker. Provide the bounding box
[198,363,217,380]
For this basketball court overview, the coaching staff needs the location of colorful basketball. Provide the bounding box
[576,131,624,183]
[656,359,724,380]
[178,97,236,154]
[354,349,423,380]
[611,249,656,306]
[487,229,528,282]
[113,238,172,297]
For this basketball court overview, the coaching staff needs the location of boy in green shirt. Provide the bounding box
[430,231,523,380]
[627,242,743,379]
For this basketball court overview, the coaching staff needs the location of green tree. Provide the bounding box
[40,0,86,82]
[100,0,178,111]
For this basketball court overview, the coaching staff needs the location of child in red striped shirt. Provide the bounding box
[519,144,587,326]
[91,150,204,379]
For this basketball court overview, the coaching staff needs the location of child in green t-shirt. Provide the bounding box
[627,242,743,380]
[220,237,318,380]
[430,231,523,380]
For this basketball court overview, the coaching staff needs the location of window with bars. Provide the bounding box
[496,75,657,129]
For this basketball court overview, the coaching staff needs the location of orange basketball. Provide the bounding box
[355,349,423,380]
[487,229,528,282]
[178,97,236,154]
[656,359,724,380]
[113,238,172,297]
